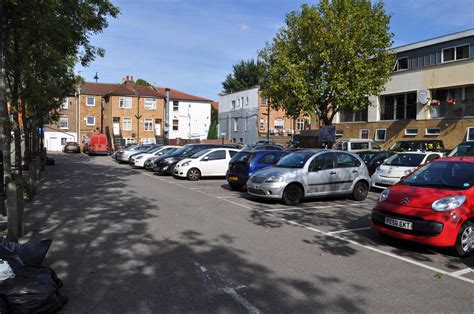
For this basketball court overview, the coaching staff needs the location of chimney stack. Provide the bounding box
[122,75,134,85]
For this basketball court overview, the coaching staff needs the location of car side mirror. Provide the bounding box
[202,156,209,161]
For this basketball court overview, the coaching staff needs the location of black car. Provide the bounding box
[356,150,395,176]
[448,141,474,157]
[241,144,284,151]
[63,142,81,153]
[152,144,236,175]
[389,140,445,153]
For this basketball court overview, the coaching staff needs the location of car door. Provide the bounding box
[335,152,362,192]
[200,150,227,176]
[305,152,337,195]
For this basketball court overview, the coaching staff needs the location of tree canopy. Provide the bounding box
[135,78,152,86]
[258,0,394,126]
[222,59,261,93]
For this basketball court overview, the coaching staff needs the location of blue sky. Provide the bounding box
[76,0,474,101]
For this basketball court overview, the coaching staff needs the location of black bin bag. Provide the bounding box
[0,246,67,313]
[0,238,52,266]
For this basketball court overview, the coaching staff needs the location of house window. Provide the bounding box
[442,44,469,63]
[241,97,244,108]
[297,118,305,131]
[61,98,68,109]
[172,119,179,131]
[119,97,132,109]
[375,129,387,141]
[144,98,156,110]
[259,119,264,129]
[233,118,238,132]
[86,97,95,106]
[430,86,474,118]
[173,101,179,111]
[244,118,247,132]
[124,138,135,145]
[86,116,95,126]
[261,97,267,106]
[144,118,153,131]
[467,127,474,141]
[380,92,417,120]
[393,57,408,71]
[335,129,344,137]
[339,107,368,122]
[246,97,249,106]
[274,118,285,130]
[359,129,369,139]
[405,128,418,136]
[425,128,441,136]
[231,100,236,110]
[61,138,67,145]
[59,116,68,129]
[141,138,155,144]
[122,117,132,130]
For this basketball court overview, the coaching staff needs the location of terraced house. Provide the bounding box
[45,76,213,151]
[334,29,474,149]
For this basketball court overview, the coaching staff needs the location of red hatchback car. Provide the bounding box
[372,157,474,257]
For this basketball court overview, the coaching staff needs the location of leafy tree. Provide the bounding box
[207,106,218,139]
[222,59,261,93]
[135,78,152,86]
[259,1,394,126]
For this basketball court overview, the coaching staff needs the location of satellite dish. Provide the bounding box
[417,90,430,104]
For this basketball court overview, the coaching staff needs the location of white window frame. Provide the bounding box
[261,97,267,106]
[173,101,179,112]
[172,119,179,131]
[359,129,370,139]
[425,128,441,136]
[86,116,96,126]
[144,118,153,131]
[86,97,95,106]
[246,97,249,106]
[259,119,264,129]
[61,98,68,109]
[442,44,470,63]
[393,57,408,72]
[335,130,344,137]
[297,118,305,131]
[231,100,236,110]
[375,128,387,141]
[122,117,132,130]
[144,98,156,110]
[233,118,238,132]
[119,97,132,109]
[467,127,474,142]
[405,128,418,136]
[244,117,247,132]
[59,116,68,129]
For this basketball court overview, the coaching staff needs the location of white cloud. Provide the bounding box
[240,24,250,32]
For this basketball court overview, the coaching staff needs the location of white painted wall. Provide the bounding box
[219,87,259,113]
[168,101,211,140]
[45,131,77,151]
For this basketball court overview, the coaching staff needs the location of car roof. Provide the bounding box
[393,151,440,155]
[433,156,474,163]
[204,147,239,152]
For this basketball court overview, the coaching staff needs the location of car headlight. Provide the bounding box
[136,156,143,160]
[182,161,191,167]
[265,176,284,183]
[379,188,390,202]
[432,196,466,212]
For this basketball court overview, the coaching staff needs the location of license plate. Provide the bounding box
[385,217,413,230]
[381,179,394,185]
[229,176,239,181]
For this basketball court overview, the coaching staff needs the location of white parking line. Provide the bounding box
[215,196,237,199]
[107,159,474,285]
[449,268,473,276]
[327,227,372,234]
[223,288,261,314]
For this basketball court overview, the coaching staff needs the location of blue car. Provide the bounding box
[226,150,288,190]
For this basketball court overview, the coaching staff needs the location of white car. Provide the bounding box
[173,148,240,180]
[131,146,179,168]
[371,151,443,189]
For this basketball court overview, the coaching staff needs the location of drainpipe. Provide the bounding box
[164,88,170,145]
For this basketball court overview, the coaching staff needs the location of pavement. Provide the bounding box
[23,153,474,313]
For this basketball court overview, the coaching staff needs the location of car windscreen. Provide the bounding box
[448,143,474,157]
[191,149,211,159]
[147,146,162,154]
[390,141,444,151]
[385,153,425,167]
[159,147,178,156]
[402,161,474,190]
[231,152,253,165]
[275,151,315,168]
[356,151,378,163]
[173,146,194,157]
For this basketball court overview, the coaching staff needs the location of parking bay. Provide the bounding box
[142,172,474,282]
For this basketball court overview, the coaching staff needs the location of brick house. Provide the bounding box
[44,96,78,151]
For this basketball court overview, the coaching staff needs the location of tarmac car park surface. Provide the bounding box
[36,153,474,312]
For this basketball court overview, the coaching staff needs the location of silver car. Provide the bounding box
[247,150,371,205]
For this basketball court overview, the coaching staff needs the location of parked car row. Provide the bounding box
[112,140,474,256]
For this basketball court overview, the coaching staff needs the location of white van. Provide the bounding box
[334,139,382,152]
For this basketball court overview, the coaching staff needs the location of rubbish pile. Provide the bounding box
[0,238,67,313]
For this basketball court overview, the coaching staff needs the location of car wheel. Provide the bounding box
[228,182,242,191]
[282,184,303,206]
[454,221,474,257]
[187,168,201,181]
[351,181,369,201]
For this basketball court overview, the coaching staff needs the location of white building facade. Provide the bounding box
[168,99,212,140]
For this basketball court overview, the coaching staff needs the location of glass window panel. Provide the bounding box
[381,96,394,120]
[396,94,405,120]
[443,48,455,62]
[406,93,417,119]
[456,45,469,60]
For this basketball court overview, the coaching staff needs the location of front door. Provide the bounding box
[155,119,162,136]
[113,117,120,135]
[306,152,337,195]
